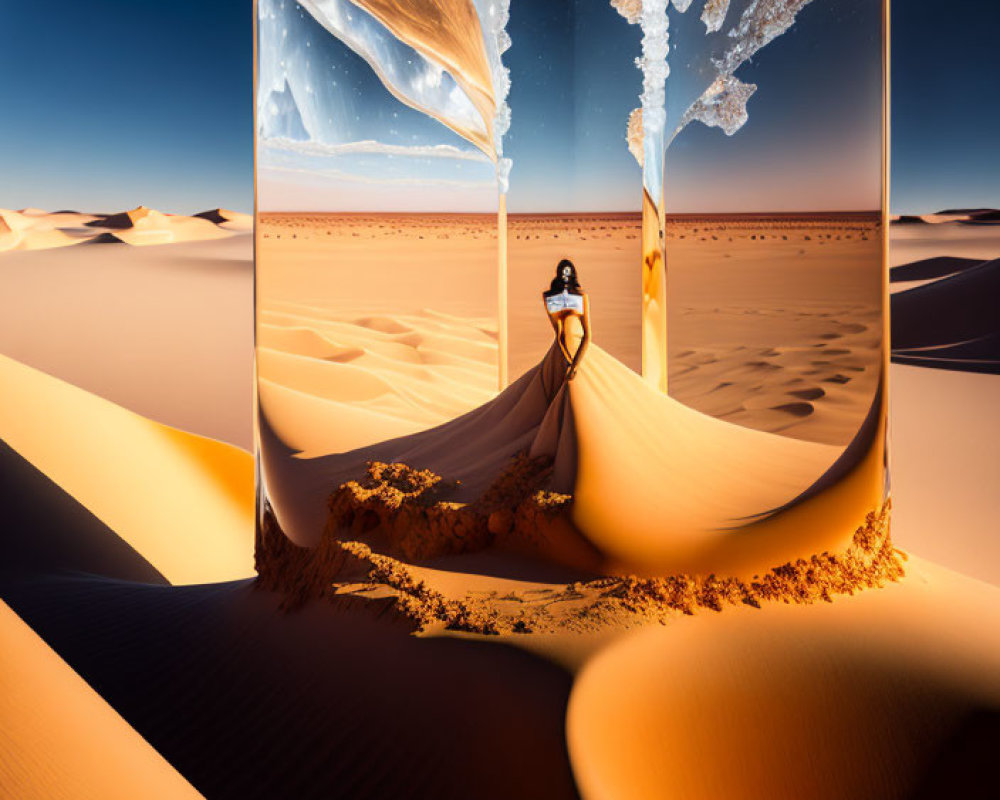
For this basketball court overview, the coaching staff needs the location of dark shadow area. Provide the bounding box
[890,256,983,283]
[1,577,579,800]
[0,438,166,585]
[909,709,1000,799]
[891,259,1000,374]
[0,438,578,800]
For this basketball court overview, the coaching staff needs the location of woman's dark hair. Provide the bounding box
[546,258,583,295]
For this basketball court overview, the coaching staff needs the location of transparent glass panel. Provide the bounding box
[255,0,889,612]
[256,0,509,545]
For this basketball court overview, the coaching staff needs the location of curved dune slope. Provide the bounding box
[890,255,984,283]
[892,258,1000,373]
[0,353,254,585]
[194,208,254,231]
[568,556,1000,800]
[0,601,200,800]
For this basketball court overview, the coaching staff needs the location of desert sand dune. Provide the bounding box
[890,219,1000,266]
[0,575,579,800]
[86,206,162,229]
[0,233,253,449]
[890,255,984,283]
[890,364,1000,585]
[0,451,576,800]
[568,555,1000,800]
[0,204,249,251]
[1,210,998,799]
[0,601,200,800]
[195,208,254,232]
[258,309,499,457]
[891,258,1000,373]
[85,206,233,246]
[0,354,254,585]
[0,434,166,587]
[0,364,990,799]
[0,208,82,251]
[0,407,575,800]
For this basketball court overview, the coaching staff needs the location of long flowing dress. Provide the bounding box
[260,314,885,579]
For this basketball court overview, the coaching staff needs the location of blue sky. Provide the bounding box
[0,1,996,214]
[0,1,252,214]
[891,0,1000,214]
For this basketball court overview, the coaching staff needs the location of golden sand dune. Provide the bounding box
[568,555,1000,800]
[258,308,499,458]
[0,209,81,251]
[1,212,997,797]
[84,205,233,246]
[194,208,254,232]
[0,205,249,251]
[0,234,253,450]
[0,601,199,799]
[0,353,254,585]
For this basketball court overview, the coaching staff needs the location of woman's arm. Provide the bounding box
[543,294,560,336]
[566,296,591,380]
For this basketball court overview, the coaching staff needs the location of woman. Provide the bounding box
[543,259,591,380]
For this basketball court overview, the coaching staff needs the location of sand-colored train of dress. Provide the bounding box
[259,315,886,584]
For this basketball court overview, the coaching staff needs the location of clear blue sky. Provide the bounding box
[0,1,996,214]
[0,1,252,214]
[891,0,1000,214]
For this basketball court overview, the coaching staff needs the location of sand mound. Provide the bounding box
[77,205,239,246]
[0,205,245,252]
[258,501,903,633]
[194,208,233,224]
[0,353,254,584]
[0,209,81,251]
[0,601,200,799]
[0,216,15,250]
[892,258,1000,373]
[568,555,1000,800]
[195,208,253,232]
[963,210,1000,224]
[0,208,36,232]
[84,231,130,244]
[86,205,157,229]
[936,207,997,215]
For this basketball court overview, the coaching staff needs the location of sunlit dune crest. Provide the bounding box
[0,353,254,585]
[0,600,200,799]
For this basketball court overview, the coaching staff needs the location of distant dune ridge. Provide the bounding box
[889,255,983,283]
[891,208,1000,225]
[0,204,252,251]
